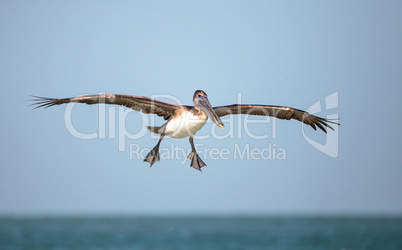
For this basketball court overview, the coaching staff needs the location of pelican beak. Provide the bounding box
[199,99,225,130]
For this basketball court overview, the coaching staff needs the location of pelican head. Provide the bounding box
[193,90,224,129]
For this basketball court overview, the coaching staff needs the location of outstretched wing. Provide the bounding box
[213,104,339,133]
[30,94,180,120]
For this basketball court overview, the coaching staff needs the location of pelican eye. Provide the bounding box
[198,94,201,97]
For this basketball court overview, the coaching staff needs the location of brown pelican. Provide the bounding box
[31,90,339,171]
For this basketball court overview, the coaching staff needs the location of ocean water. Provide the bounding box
[1,217,401,249]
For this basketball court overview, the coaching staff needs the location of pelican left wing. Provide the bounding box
[213,104,339,133]
[31,94,179,120]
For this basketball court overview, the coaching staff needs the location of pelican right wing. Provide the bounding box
[31,94,180,120]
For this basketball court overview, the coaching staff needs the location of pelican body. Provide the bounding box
[31,90,339,171]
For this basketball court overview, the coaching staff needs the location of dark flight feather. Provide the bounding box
[213,104,339,133]
[30,94,180,120]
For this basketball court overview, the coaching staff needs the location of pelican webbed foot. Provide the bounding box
[144,146,160,167]
[144,134,165,167]
[187,152,206,171]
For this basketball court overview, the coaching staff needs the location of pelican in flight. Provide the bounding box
[32,90,339,171]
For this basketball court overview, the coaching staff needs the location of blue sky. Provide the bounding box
[0,1,401,216]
